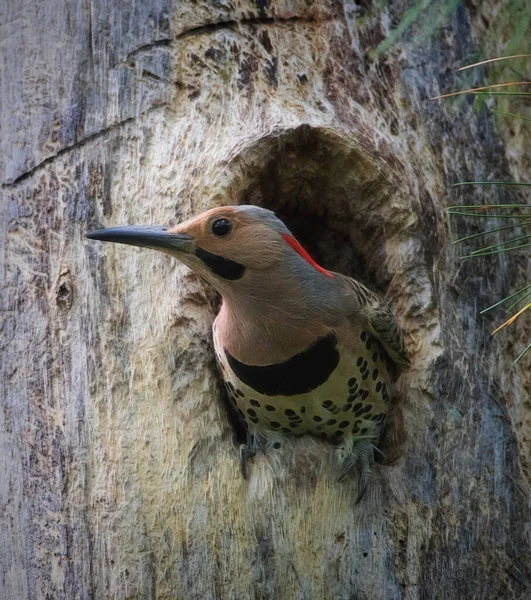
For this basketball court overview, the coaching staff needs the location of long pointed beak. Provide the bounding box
[86,226,195,254]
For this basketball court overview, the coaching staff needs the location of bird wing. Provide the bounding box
[339,274,411,373]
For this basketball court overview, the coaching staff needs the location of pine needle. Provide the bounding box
[453,182,531,187]
[467,234,531,256]
[492,110,531,123]
[454,221,531,244]
[430,81,531,100]
[448,203,531,219]
[480,285,531,314]
[449,204,531,208]
[449,212,530,219]
[369,0,433,59]
[505,289,531,313]
[461,241,531,259]
[471,92,531,96]
[491,301,531,335]
[515,343,531,364]
[458,54,531,71]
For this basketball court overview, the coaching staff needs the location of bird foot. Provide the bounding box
[336,440,375,504]
[239,443,254,479]
[239,445,249,479]
[355,462,371,504]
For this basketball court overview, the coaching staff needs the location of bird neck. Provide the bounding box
[215,261,342,365]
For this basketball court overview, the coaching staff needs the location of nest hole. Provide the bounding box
[235,125,399,294]
[217,126,408,457]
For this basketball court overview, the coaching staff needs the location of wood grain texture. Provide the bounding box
[1,1,530,599]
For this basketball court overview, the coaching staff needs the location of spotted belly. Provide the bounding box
[213,326,393,451]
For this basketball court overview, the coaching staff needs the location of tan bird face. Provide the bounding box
[167,206,288,272]
[87,205,329,293]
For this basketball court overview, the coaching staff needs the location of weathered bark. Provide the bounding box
[1,1,529,599]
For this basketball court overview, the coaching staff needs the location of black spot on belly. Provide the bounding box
[225,333,340,396]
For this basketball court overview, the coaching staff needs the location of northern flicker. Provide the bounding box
[87,205,410,501]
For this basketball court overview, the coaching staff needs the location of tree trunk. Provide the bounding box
[1,1,529,599]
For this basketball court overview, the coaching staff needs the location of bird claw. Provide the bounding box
[372,444,386,462]
[355,464,370,504]
[239,443,255,480]
[337,440,374,503]
[336,456,356,483]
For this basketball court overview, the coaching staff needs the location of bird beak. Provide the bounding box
[86,226,195,254]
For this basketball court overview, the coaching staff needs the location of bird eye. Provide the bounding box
[211,218,232,237]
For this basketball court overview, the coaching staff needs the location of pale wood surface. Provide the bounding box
[1,1,530,599]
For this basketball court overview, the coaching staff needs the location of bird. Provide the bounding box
[87,205,410,501]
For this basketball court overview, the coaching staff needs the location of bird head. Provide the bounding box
[87,205,334,296]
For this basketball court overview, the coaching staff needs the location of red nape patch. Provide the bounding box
[282,234,334,278]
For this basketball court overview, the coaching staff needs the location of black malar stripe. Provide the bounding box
[195,247,245,280]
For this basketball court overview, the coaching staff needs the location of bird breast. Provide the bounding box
[213,320,393,448]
